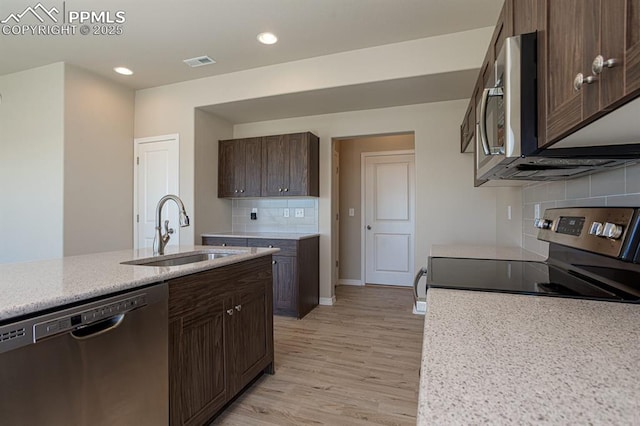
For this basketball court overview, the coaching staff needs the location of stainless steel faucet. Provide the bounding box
[153,195,190,255]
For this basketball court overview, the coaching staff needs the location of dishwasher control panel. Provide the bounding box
[34,294,147,341]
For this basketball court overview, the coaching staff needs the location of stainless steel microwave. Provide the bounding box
[475,32,636,181]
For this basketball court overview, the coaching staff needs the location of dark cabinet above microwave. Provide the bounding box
[461,0,640,186]
[218,132,319,198]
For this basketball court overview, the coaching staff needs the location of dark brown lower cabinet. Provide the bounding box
[168,256,274,426]
[202,236,319,319]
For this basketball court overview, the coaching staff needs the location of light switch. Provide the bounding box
[283,208,290,218]
[294,208,304,218]
[348,208,355,217]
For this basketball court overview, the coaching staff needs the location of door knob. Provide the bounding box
[226,309,234,316]
[366,225,371,230]
[235,305,242,312]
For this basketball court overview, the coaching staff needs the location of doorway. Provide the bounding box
[133,134,180,249]
[333,133,415,288]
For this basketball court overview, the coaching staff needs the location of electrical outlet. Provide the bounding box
[349,208,355,217]
[251,208,258,213]
[294,208,304,218]
[283,208,290,218]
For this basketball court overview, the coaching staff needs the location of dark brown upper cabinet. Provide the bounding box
[218,137,262,197]
[218,131,319,198]
[262,132,319,197]
[539,0,640,147]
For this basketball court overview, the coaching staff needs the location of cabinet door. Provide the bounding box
[231,280,273,392]
[262,134,287,196]
[624,0,640,94]
[218,140,235,198]
[285,133,309,196]
[169,301,228,426]
[242,137,263,197]
[544,0,595,143]
[272,255,297,315]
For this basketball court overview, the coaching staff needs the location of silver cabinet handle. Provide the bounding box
[278,188,283,192]
[592,55,618,75]
[240,189,245,193]
[222,243,227,247]
[268,245,273,248]
[366,225,371,230]
[234,189,238,193]
[284,188,289,192]
[272,260,277,264]
[235,305,242,312]
[226,309,234,316]
[574,73,597,91]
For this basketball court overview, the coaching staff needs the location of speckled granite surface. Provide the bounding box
[0,245,278,322]
[201,231,319,240]
[418,289,640,425]
[430,244,546,261]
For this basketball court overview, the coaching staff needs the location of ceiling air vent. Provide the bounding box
[183,56,216,68]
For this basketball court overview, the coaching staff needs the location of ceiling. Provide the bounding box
[202,69,479,124]
[0,0,503,90]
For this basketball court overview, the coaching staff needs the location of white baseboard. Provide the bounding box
[337,279,363,286]
[319,296,336,306]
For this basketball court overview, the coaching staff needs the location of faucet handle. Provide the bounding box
[164,220,174,235]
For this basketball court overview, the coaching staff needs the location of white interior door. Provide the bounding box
[364,153,415,286]
[134,135,179,250]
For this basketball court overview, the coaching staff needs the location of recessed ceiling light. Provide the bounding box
[257,32,278,45]
[114,67,133,76]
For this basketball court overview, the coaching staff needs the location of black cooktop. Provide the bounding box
[427,257,640,303]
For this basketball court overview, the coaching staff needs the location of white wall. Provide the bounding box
[194,109,233,240]
[233,101,506,301]
[134,27,494,247]
[64,64,135,256]
[0,63,65,263]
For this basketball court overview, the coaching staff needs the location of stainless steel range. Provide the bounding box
[425,207,640,303]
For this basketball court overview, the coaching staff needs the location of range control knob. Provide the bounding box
[602,222,623,239]
[589,222,604,236]
[534,218,552,229]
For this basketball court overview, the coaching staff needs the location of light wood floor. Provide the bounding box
[212,285,425,425]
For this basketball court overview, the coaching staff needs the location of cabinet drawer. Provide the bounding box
[202,237,248,247]
[247,238,297,256]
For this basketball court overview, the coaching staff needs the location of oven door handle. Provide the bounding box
[413,267,428,303]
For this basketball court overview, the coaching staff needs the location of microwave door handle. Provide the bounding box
[479,88,492,156]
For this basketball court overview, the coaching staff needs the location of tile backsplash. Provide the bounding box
[231,198,319,233]
[522,163,640,256]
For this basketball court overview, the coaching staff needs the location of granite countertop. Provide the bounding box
[418,289,640,425]
[201,231,320,240]
[430,244,546,262]
[0,245,279,322]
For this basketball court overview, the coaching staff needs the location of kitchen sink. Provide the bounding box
[122,250,245,267]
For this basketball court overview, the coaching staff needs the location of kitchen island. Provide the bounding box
[417,288,640,424]
[0,245,278,321]
[0,245,279,425]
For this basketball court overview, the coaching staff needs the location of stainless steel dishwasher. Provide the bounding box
[0,282,168,425]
